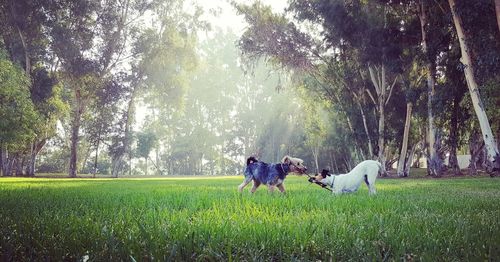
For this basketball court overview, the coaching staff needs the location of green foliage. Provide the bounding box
[0,52,37,148]
[0,176,499,260]
[136,131,157,159]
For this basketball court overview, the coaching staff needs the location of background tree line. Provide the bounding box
[234,0,500,177]
[0,0,498,177]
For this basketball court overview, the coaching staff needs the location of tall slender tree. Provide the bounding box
[448,0,500,171]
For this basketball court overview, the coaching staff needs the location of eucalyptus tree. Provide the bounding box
[0,0,67,176]
[85,75,128,176]
[448,0,500,172]
[116,0,204,176]
[136,130,157,175]
[234,1,412,173]
[396,65,425,177]
[0,49,37,176]
[184,30,242,175]
[416,0,447,176]
[44,0,154,177]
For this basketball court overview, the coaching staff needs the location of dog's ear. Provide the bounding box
[281,156,290,164]
[321,169,330,178]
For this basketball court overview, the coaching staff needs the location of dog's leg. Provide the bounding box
[331,188,342,195]
[277,183,286,193]
[238,176,253,193]
[250,180,261,193]
[366,173,377,195]
[268,185,276,193]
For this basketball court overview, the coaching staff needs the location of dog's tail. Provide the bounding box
[247,156,258,166]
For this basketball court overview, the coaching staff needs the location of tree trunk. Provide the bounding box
[93,138,99,178]
[358,102,374,159]
[352,91,374,159]
[448,147,460,175]
[25,141,36,176]
[331,151,339,173]
[0,146,4,176]
[5,156,15,177]
[112,86,137,178]
[449,0,500,172]
[311,145,319,173]
[495,0,500,34]
[69,89,83,177]
[469,131,484,175]
[14,25,30,74]
[406,143,418,177]
[448,96,461,175]
[328,151,334,173]
[14,154,24,176]
[419,0,444,177]
[397,102,413,177]
[377,74,386,175]
[25,139,46,176]
[367,65,394,176]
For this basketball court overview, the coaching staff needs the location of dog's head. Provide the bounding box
[313,169,331,182]
[281,155,307,174]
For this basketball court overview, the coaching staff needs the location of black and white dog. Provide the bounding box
[313,160,382,195]
[238,156,308,193]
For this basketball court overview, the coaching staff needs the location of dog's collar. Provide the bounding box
[278,163,290,177]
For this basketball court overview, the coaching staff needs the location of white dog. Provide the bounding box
[313,160,382,195]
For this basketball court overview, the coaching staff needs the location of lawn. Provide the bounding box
[0,175,499,261]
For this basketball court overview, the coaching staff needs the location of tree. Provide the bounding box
[1,0,67,176]
[46,0,152,177]
[136,131,157,175]
[86,75,127,176]
[107,0,203,177]
[418,0,446,176]
[448,0,500,172]
[0,49,37,176]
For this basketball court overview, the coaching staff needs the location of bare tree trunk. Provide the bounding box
[333,153,339,173]
[14,24,30,74]
[344,157,352,171]
[448,96,461,175]
[378,77,386,175]
[25,139,46,176]
[14,155,24,176]
[449,0,500,172]
[25,141,36,176]
[353,92,374,159]
[93,139,99,178]
[406,143,418,176]
[5,156,15,177]
[495,0,500,34]
[397,102,413,177]
[367,65,396,176]
[310,145,320,173]
[69,89,83,177]
[419,0,444,177]
[0,146,4,176]
[448,146,460,175]
[359,104,374,159]
[469,132,484,175]
[112,86,137,178]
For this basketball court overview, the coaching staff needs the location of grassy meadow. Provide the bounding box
[0,175,499,261]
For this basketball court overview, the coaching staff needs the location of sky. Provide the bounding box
[195,0,288,35]
[136,0,288,127]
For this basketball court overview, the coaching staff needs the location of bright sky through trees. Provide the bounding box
[195,0,287,35]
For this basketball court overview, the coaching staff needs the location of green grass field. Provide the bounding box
[0,176,499,261]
